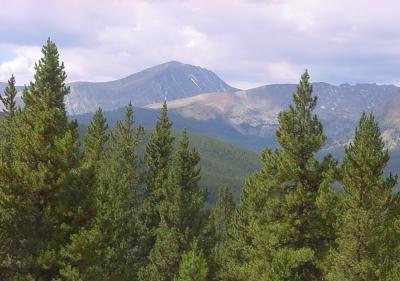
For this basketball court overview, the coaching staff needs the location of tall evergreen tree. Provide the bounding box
[0,75,18,162]
[0,39,93,280]
[143,101,174,216]
[221,70,337,281]
[211,186,235,245]
[140,101,174,260]
[61,103,144,281]
[140,219,182,281]
[327,113,397,281]
[97,102,144,279]
[140,130,207,281]
[208,186,235,280]
[0,76,19,278]
[84,107,109,163]
[167,130,207,238]
[0,75,17,115]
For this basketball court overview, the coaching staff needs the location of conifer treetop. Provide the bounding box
[0,75,17,115]
[276,70,326,159]
[84,107,109,162]
[23,38,69,111]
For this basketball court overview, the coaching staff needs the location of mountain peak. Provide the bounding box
[164,60,184,66]
[65,61,237,114]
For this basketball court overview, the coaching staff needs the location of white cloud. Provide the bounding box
[0,0,399,85]
[0,46,41,84]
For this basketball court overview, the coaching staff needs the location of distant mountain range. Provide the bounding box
[148,82,400,149]
[2,61,400,151]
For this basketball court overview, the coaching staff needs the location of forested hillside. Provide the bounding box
[1,39,400,281]
[77,124,261,204]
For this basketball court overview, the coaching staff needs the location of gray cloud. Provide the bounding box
[0,0,399,88]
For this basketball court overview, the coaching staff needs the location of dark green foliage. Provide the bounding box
[0,77,18,268]
[210,186,235,244]
[166,130,207,238]
[2,39,400,281]
[222,71,337,281]
[0,38,93,280]
[327,113,398,281]
[0,75,17,115]
[207,186,235,280]
[0,75,18,162]
[0,76,18,281]
[84,107,109,163]
[61,103,143,280]
[75,109,263,203]
[139,101,175,276]
[176,243,208,281]
[140,219,182,281]
[140,130,207,281]
[187,133,261,204]
[142,101,174,232]
[112,102,144,170]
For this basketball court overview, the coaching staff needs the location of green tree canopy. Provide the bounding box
[327,113,397,281]
[84,107,109,163]
[140,130,207,281]
[176,243,208,281]
[0,74,18,161]
[222,70,337,281]
[61,103,144,281]
[0,38,94,280]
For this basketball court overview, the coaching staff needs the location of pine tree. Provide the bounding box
[0,75,18,162]
[140,130,207,281]
[84,107,109,163]
[61,103,144,281]
[143,101,174,222]
[0,39,94,280]
[141,219,182,281]
[220,172,277,281]
[140,101,174,260]
[327,113,397,281]
[221,70,337,281]
[0,76,18,279]
[59,106,110,280]
[97,102,144,279]
[176,243,208,281]
[208,186,235,280]
[167,130,207,238]
[211,186,235,244]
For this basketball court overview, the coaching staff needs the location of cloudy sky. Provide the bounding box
[0,0,399,89]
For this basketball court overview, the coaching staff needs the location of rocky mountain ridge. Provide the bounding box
[147,82,400,149]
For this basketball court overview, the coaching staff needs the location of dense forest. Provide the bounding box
[1,39,400,281]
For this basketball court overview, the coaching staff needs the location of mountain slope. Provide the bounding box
[65,61,237,114]
[147,83,400,150]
